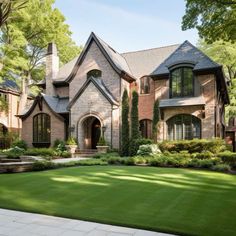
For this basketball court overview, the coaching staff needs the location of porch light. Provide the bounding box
[70,124,75,132]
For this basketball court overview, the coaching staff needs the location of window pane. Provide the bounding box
[183,68,193,96]
[171,69,182,97]
[167,115,201,140]
[140,77,150,94]
[139,119,152,138]
[87,70,102,79]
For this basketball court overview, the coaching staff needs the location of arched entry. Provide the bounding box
[0,123,8,136]
[81,116,101,149]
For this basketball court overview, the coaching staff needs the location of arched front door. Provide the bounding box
[81,116,101,149]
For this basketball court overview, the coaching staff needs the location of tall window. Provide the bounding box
[139,119,152,139]
[167,114,201,140]
[33,113,51,144]
[87,69,102,79]
[140,77,150,94]
[170,67,193,98]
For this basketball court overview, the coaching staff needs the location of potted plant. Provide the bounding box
[65,137,78,155]
[96,136,109,153]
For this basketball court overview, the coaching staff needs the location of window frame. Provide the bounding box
[87,69,102,79]
[139,119,152,139]
[33,113,51,146]
[140,76,151,95]
[170,66,194,98]
[167,114,201,140]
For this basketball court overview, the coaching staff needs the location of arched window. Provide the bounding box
[170,67,193,98]
[139,119,152,139]
[33,113,51,146]
[87,69,102,79]
[167,114,201,140]
[140,77,150,94]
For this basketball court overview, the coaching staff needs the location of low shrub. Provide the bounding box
[193,151,214,159]
[217,151,236,167]
[107,156,123,164]
[25,148,55,157]
[53,139,65,148]
[137,144,161,156]
[78,159,108,166]
[97,136,107,146]
[123,157,135,165]
[159,138,226,154]
[211,164,231,172]
[4,146,25,159]
[188,159,216,168]
[32,161,56,171]
[11,139,27,150]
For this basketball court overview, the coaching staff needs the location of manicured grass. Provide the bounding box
[0,166,236,236]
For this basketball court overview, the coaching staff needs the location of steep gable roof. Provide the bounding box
[67,76,119,109]
[151,40,221,76]
[121,44,179,78]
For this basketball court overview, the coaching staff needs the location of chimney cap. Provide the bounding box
[47,42,57,56]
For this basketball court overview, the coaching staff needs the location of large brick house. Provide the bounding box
[19,32,229,149]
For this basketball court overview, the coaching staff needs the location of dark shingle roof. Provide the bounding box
[151,41,221,76]
[43,94,69,113]
[121,44,179,78]
[0,79,19,92]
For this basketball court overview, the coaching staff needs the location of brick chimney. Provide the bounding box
[45,42,59,95]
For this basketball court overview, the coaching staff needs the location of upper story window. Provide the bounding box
[87,69,102,79]
[170,67,193,98]
[140,77,150,94]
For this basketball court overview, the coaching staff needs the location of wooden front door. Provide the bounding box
[91,118,101,149]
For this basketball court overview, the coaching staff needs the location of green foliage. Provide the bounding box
[66,137,77,145]
[32,161,56,171]
[53,139,65,148]
[193,151,214,159]
[11,139,27,150]
[0,0,82,94]
[159,139,226,154]
[211,163,231,172]
[129,90,140,156]
[97,136,106,146]
[137,144,161,156]
[4,146,25,159]
[152,99,160,141]
[24,148,55,157]
[218,151,236,167]
[0,96,8,113]
[198,40,236,121]
[76,159,108,166]
[182,0,236,43]
[121,89,129,156]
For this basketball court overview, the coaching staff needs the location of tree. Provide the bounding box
[198,40,236,120]
[0,0,28,28]
[120,89,129,156]
[152,99,160,142]
[182,0,236,43]
[129,90,140,156]
[0,0,82,90]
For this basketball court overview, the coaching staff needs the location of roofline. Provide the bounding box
[18,94,65,121]
[65,32,135,84]
[67,76,119,109]
[121,43,180,55]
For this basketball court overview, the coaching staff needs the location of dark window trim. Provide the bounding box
[87,69,102,79]
[170,67,194,98]
[139,119,152,139]
[33,113,51,146]
[140,77,150,95]
[167,114,201,140]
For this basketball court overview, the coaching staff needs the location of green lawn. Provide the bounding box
[0,166,236,236]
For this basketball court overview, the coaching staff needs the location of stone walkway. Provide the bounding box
[0,208,174,236]
[52,157,90,163]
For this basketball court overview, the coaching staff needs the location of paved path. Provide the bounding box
[52,157,90,163]
[0,208,174,236]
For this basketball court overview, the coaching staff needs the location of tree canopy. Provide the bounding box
[198,40,236,120]
[0,0,81,90]
[182,0,236,43]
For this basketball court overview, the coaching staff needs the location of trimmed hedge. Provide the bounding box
[24,148,55,157]
[217,151,236,167]
[159,139,226,154]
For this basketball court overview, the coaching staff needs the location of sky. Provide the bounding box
[54,0,199,53]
